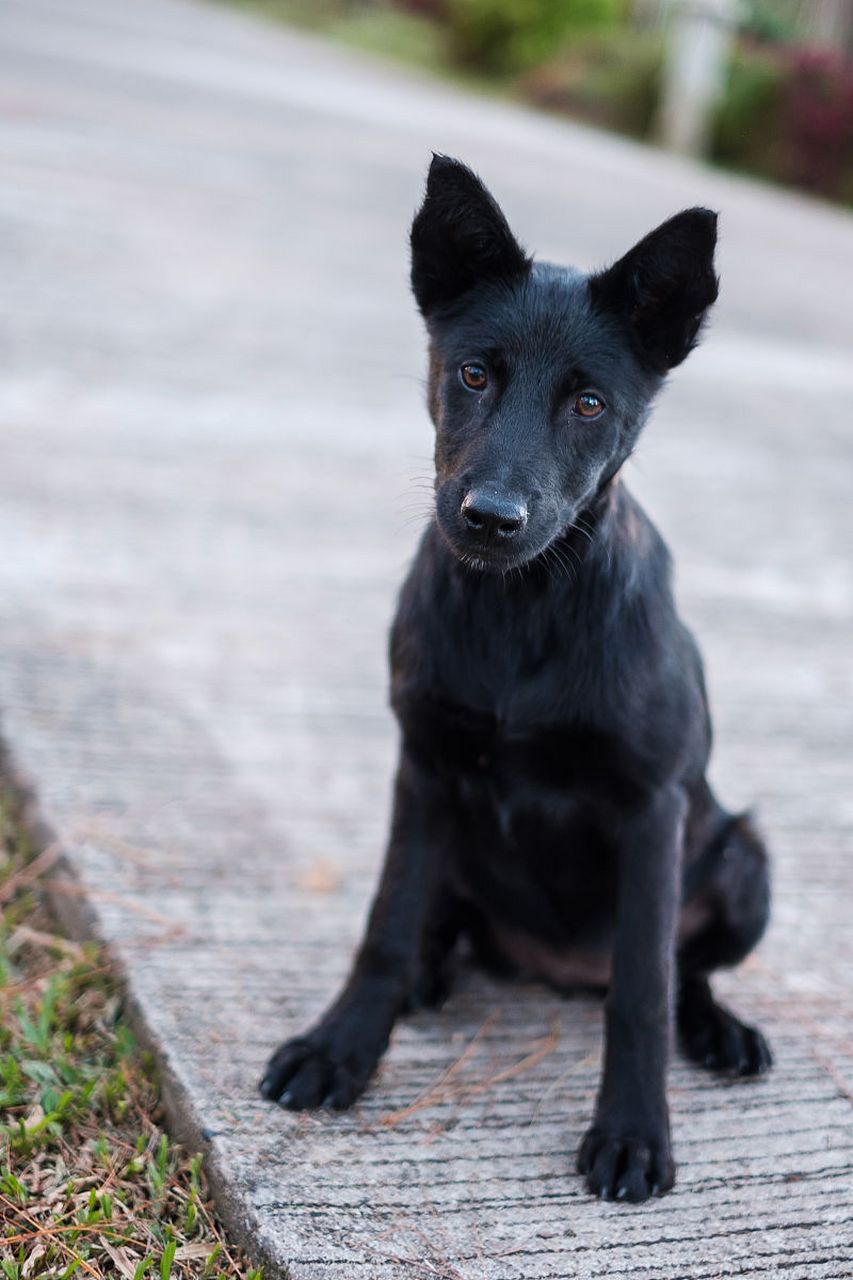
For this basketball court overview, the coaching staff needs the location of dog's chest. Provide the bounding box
[422,582,578,725]
[393,543,652,803]
[399,688,643,813]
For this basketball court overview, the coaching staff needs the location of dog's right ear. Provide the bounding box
[410,155,529,316]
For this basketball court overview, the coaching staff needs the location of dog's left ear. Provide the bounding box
[590,209,719,372]
[410,154,530,317]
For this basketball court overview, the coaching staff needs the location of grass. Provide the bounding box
[0,793,263,1280]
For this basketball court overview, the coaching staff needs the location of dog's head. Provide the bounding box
[410,155,718,573]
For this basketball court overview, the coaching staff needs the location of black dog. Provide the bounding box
[261,156,772,1202]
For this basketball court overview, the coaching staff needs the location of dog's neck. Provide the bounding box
[553,473,622,570]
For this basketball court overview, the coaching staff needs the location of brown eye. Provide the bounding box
[460,362,488,391]
[573,392,604,419]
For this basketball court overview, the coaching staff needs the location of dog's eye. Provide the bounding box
[460,362,488,391]
[572,392,605,419]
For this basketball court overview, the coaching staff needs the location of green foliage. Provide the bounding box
[330,5,447,71]
[710,42,853,204]
[740,0,804,45]
[522,29,663,138]
[444,0,625,76]
[711,44,786,179]
[160,1239,177,1280]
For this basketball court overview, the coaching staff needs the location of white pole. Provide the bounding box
[657,0,738,157]
[812,0,853,49]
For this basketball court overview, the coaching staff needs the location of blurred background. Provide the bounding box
[235,0,853,205]
[1,1,852,1277]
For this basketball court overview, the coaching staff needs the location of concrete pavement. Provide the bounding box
[1,0,852,1275]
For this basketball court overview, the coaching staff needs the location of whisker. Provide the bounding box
[392,499,435,514]
[550,542,578,585]
[541,545,564,587]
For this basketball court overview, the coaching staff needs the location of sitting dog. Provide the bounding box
[261,155,772,1203]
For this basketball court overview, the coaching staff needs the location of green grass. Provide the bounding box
[0,794,263,1280]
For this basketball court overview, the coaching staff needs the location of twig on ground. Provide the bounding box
[379,1013,560,1128]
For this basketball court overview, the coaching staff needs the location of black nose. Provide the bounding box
[461,489,528,539]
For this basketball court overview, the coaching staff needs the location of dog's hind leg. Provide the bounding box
[406,885,466,1011]
[677,812,773,1076]
[407,893,522,1009]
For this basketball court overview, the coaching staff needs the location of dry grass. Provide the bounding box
[379,1013,560,1128]
[0,793,264,1280]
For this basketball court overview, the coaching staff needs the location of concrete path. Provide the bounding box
[2,0,852,1275]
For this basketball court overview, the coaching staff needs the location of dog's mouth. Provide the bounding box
[443,531,551,577]
[439,511,595,579]
[458,550,511,575]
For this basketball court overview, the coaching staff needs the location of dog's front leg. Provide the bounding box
[577,784,686,1202]
[260,752,443,1111]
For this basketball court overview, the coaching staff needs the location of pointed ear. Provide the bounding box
[410,155,530,316]
[589,209,719,372]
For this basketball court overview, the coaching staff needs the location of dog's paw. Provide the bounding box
[680,1002,772,1077]
[576,1126,675,1203]
[259,1030,376,1111]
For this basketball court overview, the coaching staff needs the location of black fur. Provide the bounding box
[260,157,772,1203]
